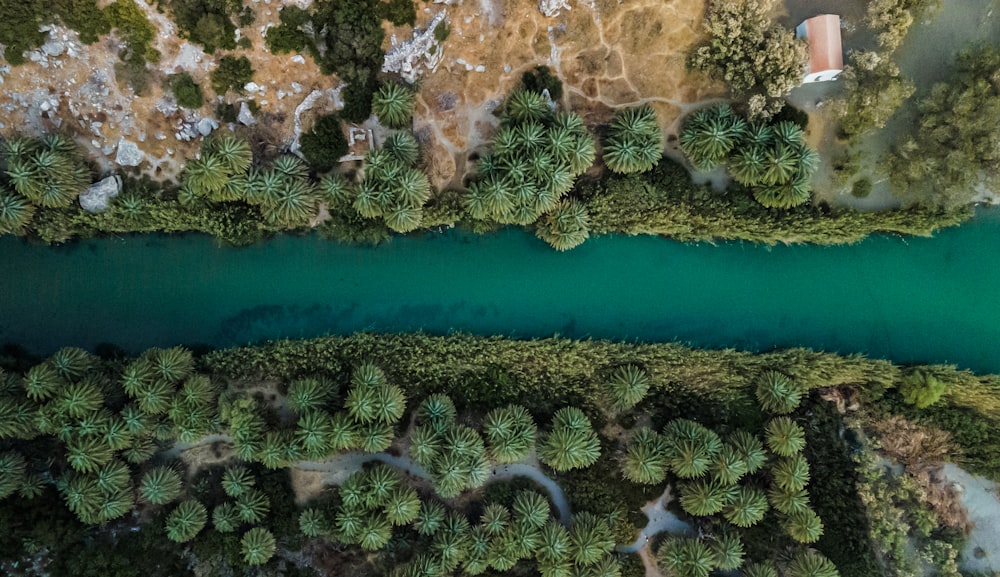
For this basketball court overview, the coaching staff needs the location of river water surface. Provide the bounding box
[2,212,999,372]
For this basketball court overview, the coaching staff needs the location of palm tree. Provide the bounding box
[345,383,379,424]
[150,347,194,384]
[50,347,93,382]
[743,561,779,577]
[679,478,738,517]
[18,473,45,500]
[372,384,406,424]
[711,444,749,485]
[329,411,359,452]
[286,378,331,414]
[23,363,62,402]
[296,411,334,458]
[235,489,271,524]
[535,199,590,251]
[505,90,551,124]
[537,521,571,565]
[603,106,664,174]
[319,174,354,206]
[513,490,550,529]
[433,514,473,566]
[772,454,811,493]
[753,180,811,209]
[410,425,442,468]
[419,394,457,430]
[431,451,471,498]
[723,486,769,528]
[384,131,421,165]
[384,486,421,525]
[0,452,26,499]
[608,365,651,410]
[366,464,401,506]
[0,190,35,235]
[335,506,364,541]
[395,167,431,207]
[241,527,277,565]
[622,427,668,485]
[359,513,393,551]
[373,83,416,128]
[729,431,767,474]
[729,146,768,186]
[138,466,182,505]
[166,500,208,542]
[122,436,156,464]
[538,425,601,472]
[359,422,395,453]
[569,512,615,566]
[464,526,490,575]
[61,473,100,519]
[679,105,745,171]
[213,502,241,532]
[222,466,255,497]
[185,155,230,197]
[94,489,134,523]
[120,360,153,398]
[66,435,114,474]
[134,379,174,415]
[6,159,42,198]
[786,507,824,543]
[787,551,840,577]
[483,404,536,463]
[257,431,290,469]
[414,500,446,536]
[657,536,715,577]
[206,136,253,174]
[299,507,328,536]
[273,155,310,179]
[765,417,806,457]
[755,371,803,415]
[665,437,718,480]
[709,531,744,571]
[264,178,317,225]
[768,484,810,515]
[480,503,510,535]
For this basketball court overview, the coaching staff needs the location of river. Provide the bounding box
[2,211,999,373]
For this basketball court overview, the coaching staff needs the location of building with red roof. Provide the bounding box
[796,14,844,83]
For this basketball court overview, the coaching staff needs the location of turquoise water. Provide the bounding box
[2,213,999,373]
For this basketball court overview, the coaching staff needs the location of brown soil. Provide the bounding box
[413,0,724,190]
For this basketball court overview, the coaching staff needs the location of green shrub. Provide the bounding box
[851,178,872,198]
[211,55,254,95]
[168,73,204,109]
[342,78,376,123]
[378,0,416,26]
[0,1,50,64]
[105,0,161,64]
[522,65,563,100]
[169,0,237,54]
[434,20,450,43]
[266,6,312,54]
[53,0,109,44]
[300,114,348,172]
[899,368,947,409]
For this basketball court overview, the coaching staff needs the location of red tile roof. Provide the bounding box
[805,15,843,73]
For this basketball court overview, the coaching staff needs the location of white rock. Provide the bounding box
[197,117,219,136]
[382,11,447,83]
[238,101,256,126]
[79,175,122,213]
[155,133,167,140]
[291,82,303,93]
[244,82,261,93]
[115,138,144,166]
[474,65,486,72]
[42,41,65,57]
[277,90,286,100]
[291,55,306,64]
[539,0,572,17]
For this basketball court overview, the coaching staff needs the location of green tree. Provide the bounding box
[0,452,26,499]
[372,83,416,128]
[300,114,349,172]
[729,431,767,474]
[512,490,550,529]
[168,72,204,109]
[359,513,392,550]
[768,484,810,515]
[765,417,806,456]
[241,527,277,565]
[663,419,722,479]
[139,466,183,505]
[787,507,824,543]
[743,561,779,577]
[755,371,803,414]
[49,347,94,382]
[299,507,327,536]
[679,478,738,516]
[384,486,421,525]
[772,454,810,493]
[899,368,947,408]
[414,500,446,536]
[711,444,749,485]
[480,503,510,535]
[680,105,747,171]
[603,105,663,174]
[787,551,840,577]
[166,500,208,542]
[211,55,254,94]
[622,427,668,485]
[235,489,270,524]
[222,466,255,497]
[150,347,194,384]
[709,531,744,571]
[535,199,591,252]
[296,411,335,458]
[213,502,241,532]
[419,394,457,431]
[723,485,769,527]
[657,536,716,577]
[539,408,601,472]
[0,190,35,235]
[568,512,615,566]
[607,365,651,410]
[23,363,63,402]
[483,404,536,463]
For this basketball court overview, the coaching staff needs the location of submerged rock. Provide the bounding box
[79,175,122,213]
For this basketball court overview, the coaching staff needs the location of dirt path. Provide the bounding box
[944,464,1000,574]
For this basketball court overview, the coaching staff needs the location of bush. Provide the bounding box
[378,0,416,27]
[851,178,872,198]
[899,369,947,409]
[300,114,349,172]
[169,0,237,54]
[434,20,450,43]
[211,55,254,95]
[522,65,563,101]
[265,5,312,54]
[168,73,204,109]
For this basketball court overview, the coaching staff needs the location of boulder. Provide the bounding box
[79,175,122,213]
[539,0,571,17]
[197,117,219,136]
[114,138,144,167]
[238,102,256,126]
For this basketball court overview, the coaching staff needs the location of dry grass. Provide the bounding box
[869,415,953,469]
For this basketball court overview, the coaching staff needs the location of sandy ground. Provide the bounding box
[617,486,690,577]
[944,463,1000,574]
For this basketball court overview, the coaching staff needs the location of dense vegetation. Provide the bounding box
[2,332,996,576]
[688,0,807,120]
[167,0,240,54]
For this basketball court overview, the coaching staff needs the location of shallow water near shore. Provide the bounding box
[2,211,1000,372]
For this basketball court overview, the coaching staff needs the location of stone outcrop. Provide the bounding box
[539,0,572,17]
[79,175,122,213]
[114,138,144,167]
[382,12,447,84]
